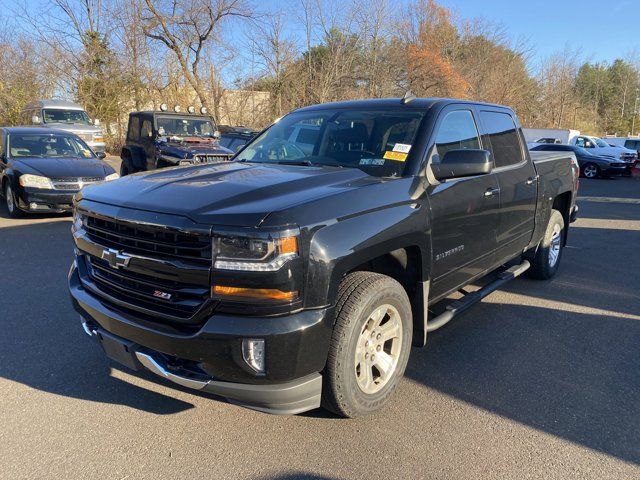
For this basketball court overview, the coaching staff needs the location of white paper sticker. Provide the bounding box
[393,143,412,153]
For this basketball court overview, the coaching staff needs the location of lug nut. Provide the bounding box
[376,345,381,352]
[365,341,369,347]
[365,353,369,359]
[376,334,381,340]
[371,354,376,362]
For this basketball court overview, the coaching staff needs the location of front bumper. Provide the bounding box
[68,263,332,414]
[17,187,76,212]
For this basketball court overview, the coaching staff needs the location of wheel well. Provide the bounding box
[552,191,572,245]
[348,246,423,338]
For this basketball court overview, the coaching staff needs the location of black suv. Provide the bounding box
[119,111,233,176]
[218,125,259,153]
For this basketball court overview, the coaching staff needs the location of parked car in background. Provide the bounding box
[623,138,640,156]
[218,125,258,153]
[569,134,637,164]
[523,128,580,145]
[119,108,234,176]
[0,127,117,217]
[20,100,106,153]
[69,97,578,417]
[530,143,628,178]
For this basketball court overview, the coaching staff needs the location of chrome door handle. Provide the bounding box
[526,175,539,185]
[484,187,500,197]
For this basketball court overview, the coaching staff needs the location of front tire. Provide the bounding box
[4,182,22,218]
[322,272,413,418]
[528,209,565,280]
[581,162,599,179]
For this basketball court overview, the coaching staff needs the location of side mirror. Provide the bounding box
[96,151,107,160]
[431,149,492,181]
[32,115,41,125]
[213,130,221,140]
[94,118,100,126]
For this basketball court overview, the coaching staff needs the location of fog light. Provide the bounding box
[242,339,265,375]
[179,160,192,166]
[29,202,38,210]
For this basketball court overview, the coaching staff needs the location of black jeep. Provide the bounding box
[119,111,233,176]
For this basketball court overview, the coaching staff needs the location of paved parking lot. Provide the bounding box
[1,173,639,480]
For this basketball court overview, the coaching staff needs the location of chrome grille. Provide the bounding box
[51,177,104,190]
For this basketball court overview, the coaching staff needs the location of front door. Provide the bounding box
[428,107,500,300]
[478,110,537,263]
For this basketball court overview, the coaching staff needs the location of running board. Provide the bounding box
[426,260,530,333]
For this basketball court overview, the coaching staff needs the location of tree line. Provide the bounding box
[1,0,639,152]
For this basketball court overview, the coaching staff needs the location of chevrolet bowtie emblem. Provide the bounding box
[101,248,131,269]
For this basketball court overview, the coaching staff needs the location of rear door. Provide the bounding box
[428,106,500,300]
[478,109,537,264]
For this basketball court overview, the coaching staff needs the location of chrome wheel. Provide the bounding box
[583,164,598,178]
[5,184,14,214]
[549,223,562,267]
[354,304,403,394]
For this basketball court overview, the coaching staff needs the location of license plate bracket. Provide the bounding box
[98,330,142,371]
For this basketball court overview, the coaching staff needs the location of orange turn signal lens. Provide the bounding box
[212,285,298,301]
[277,236,298,255]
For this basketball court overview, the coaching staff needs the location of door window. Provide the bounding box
[141,120,153,139]
[433,110,481,162]
[479,111,524,168]
[128,116,140,142]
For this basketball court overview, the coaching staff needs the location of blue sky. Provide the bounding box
[7,0,639,71]
[438,0,638,66]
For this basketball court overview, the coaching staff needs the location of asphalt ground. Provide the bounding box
[1,169,639,479]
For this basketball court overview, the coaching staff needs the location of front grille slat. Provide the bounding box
[78,212,214,324]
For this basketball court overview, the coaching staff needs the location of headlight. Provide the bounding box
[213,233,298,272]
[92,134,104,143]
[19,174,54,189]
[104,173,119,181]
[179,160,193,166]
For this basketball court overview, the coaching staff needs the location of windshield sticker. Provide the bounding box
[360,158,385,166]
[383,151,408,162]
[392,143,412,153]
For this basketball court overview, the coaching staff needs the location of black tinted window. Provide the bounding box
[128,116,140,141]
[480,111,523,168]
[433,110,480,161]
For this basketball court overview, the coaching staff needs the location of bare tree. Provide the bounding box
[140,0,252,118]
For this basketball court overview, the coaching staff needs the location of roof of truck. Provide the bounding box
[294,97,512,112]
[23,99,84,110]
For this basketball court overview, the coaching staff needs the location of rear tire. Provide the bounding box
[322,271,413,418]
[581,162,599,179]
[528,209,564,280]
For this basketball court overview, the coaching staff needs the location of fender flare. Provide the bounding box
[121,146,146,171]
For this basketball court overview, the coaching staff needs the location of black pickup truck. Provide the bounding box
[69,98,578,417]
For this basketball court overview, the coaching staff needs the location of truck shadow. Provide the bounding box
[0,218,195,415]
[405,300,640,465]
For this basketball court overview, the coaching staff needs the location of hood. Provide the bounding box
[13,157,113,178]
[42,123,102,135]
[79,162,380,227]
[157,137,233,158]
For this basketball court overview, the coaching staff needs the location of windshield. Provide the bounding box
[8,133,95,159]
[235,108,426,177]
[593,137,609,148]
[43,109,92,125]
[157,116,215,137]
